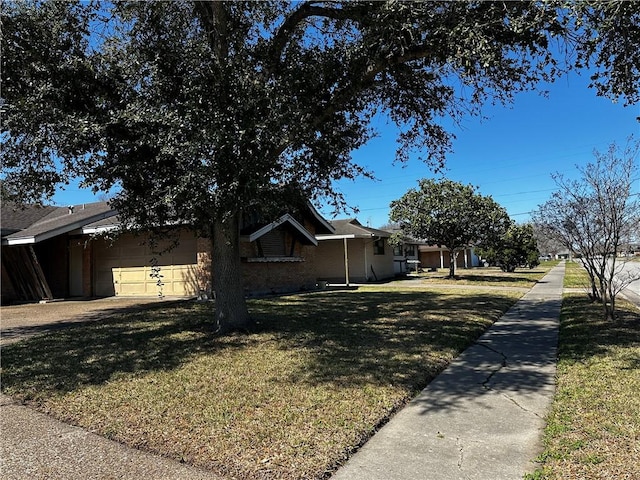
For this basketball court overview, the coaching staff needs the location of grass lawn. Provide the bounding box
[1,286,523,479]
[527,267,640,479]
[563,260,591,289]
[411,260,559,288]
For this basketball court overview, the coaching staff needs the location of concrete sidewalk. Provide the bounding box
[0,393,221,480]
[332,262,565,480]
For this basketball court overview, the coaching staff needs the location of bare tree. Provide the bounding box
[532,222,566,259]
[533,139,640,320]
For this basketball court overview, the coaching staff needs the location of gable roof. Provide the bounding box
[316,218,391,240]
[304,202,335,235]
[81,214,122,234]
[243,213,318,245]
[2,202,116,245]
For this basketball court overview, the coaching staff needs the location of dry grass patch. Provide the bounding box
[1,287,521,479]
[414,260,558,288]
[527,294,640,479]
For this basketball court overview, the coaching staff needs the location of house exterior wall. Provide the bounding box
[368,238,394,281]
[187,222,323,298]
[2,212,326,302]
[314,239,348,282]
[392,242,421,274]
[315,238,394,283]
[238,225,319,296]
[419,248,480,270]
[196,237,212,295]
[420,250,443,269]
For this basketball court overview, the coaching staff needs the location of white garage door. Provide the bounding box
[93,233,199,297]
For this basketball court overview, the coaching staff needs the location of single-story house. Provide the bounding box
[315,218,395,285]
[418,245,481,270]
[1,201,334,304]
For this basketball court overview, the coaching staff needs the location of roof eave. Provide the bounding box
[248,214,318,246]
[315,233,371,240]
[2,210,117,245]
[305,201,336,234]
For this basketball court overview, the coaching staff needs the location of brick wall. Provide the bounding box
[240,242,318,296]
[198,221,321,297]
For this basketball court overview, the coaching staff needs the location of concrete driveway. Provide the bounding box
[0,297,190,346]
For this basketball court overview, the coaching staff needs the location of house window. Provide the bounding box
[373,239,385,255]
[405,244,416,256]
[393,245,402,256]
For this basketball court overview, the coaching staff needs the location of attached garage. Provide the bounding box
[93,233,199,297]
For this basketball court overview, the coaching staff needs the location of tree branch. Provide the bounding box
[270,1,371,68]
[193,0,228,62]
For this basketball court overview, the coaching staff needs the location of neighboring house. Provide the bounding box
[418,245,481,270]
[383,230,424,275]
[1,201,334,303]
[315,219,395,284]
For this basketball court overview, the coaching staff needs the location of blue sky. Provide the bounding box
[53,70,639,228]
[320,70,640,228]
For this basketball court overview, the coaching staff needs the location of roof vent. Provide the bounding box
[68,205,74,215]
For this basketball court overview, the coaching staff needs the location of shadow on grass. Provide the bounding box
[558,295,640,367]
[421,267,549,286]
[0,300,187,345]
[0,291,522,403]
[0,302,235,401]
[252,291,517,390]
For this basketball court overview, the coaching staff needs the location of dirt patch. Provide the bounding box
[0,297,190,345]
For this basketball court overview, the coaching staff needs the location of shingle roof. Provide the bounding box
[1,203,58,236]
[327,218,391,238]
[2,201,333,245]
[381,228,426,245]
[2,202,117,245]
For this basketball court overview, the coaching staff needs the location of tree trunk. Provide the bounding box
[211,215,253,334]
[448,249,457,278]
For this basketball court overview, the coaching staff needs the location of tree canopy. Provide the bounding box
[2,1,639,331]
[389,179,511,277]
[477,223,540,273]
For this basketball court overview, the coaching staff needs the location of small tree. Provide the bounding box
[533,140,640,320]
[477,223,540,273]
[389,179,511,278]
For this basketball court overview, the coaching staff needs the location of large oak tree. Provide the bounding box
[2,1,638,332]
